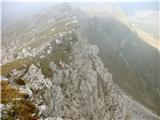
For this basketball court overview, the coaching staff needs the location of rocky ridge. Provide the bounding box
[1,31,160,120]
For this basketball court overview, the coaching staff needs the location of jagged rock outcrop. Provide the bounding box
[46,33,124,120]
[2,3,160,120]
[12,32,124,120]
[5,32,160,120]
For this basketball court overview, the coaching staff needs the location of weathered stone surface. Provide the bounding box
[5,32,160,120]
[44,117,64,120]
[43,33,124,120]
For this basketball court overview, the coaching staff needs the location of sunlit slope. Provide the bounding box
[82,5,160,52]
[130,11,159,39]
[134,27,160,52]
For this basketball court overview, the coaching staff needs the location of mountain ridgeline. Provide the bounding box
[1,3,160,119]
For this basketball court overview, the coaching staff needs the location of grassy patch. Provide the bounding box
[11,100,37,120]
[1,18,79,78]
[1,80,38,120]
[1,81,21,104]
[1,57,33,77]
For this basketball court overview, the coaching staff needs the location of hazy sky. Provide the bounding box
[1,1,159,27]
[118,2,159,15]
[1,0,159,2]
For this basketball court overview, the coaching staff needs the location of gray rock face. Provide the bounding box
[61,33,123,120]
[18,32,124,120]
[44,117,64,120]
[7,32,159,120]
[21,64,55,118]
[45,32,159,120]
[43,32,124,120]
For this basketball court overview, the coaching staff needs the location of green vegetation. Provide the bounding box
[1,17,80,119]
[1,57,33,76]
[1,80,38,120]
[1,18,78,78]
[11,100,37,120]
[1,81,22,103]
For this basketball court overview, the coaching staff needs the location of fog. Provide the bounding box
[2,2,56,26]
[2,2,159,27]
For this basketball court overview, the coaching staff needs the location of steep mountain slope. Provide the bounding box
[1,3,160,119]
[78,9,160,115]
[1,31,160,120]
